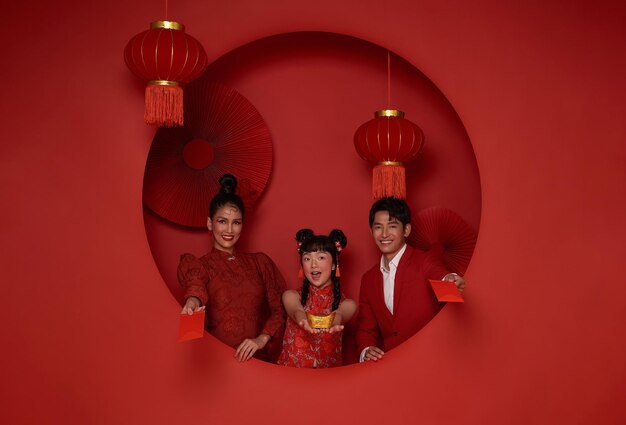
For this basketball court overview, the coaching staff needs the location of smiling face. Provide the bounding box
[207,204,243,254]
[371,210,411,265]
[302,250,334,289]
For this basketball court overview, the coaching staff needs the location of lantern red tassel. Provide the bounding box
[354,110,424,199]
[373,163,406,199]
[124,21,208,127]
[144,82,183,127]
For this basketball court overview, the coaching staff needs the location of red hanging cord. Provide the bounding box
[387,50,391,108]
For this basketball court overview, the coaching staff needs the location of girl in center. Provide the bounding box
[278,229,357,368]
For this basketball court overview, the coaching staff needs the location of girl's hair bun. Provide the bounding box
[295,228,315,246]
[328,229,347,250]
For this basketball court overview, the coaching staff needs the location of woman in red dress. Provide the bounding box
[278,229,357,368]
[179,174,286,362]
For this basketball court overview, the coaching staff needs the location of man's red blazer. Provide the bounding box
[356,245,450,353]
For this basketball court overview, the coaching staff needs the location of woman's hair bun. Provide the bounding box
[219,174,238,195]
[328,229,347,250]
[295,228,314,244]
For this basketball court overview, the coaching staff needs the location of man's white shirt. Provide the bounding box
[381,243,407,315]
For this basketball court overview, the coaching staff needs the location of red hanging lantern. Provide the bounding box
[353,109,424,199]
[124,21,208,127]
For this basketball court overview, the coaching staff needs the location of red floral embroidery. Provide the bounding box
[278,285,344,368]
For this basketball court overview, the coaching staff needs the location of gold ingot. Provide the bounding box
[306,313,334,329]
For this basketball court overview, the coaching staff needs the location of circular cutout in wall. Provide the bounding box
[143,31,481,366]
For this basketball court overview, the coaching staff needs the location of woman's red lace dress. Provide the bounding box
[278,284,344,368]
[177,248,286,359]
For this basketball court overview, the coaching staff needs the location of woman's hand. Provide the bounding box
[181,297,202,315]
[235,334,270,362]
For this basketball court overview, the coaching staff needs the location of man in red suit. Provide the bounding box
[356,197,465,362]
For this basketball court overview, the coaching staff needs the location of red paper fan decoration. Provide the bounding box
[407,207,477,275]
[143,81,273,227]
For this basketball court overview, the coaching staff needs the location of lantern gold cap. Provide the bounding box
[148,80,180,86]
[150,20,185,31]
[375,109,405,118]
[377,161,403,166]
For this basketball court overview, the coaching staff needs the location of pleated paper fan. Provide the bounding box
[143,81,273,227]
[407,206,477,275]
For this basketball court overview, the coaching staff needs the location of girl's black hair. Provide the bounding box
[209,174,245,219]
[296,228,347,311]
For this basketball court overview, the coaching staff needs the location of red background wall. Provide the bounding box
[2,1,625,424]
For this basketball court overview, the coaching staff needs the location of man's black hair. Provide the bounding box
[368,197,411,228]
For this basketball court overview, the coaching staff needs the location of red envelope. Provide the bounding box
[178,308,206,342]
[429,280,464,302]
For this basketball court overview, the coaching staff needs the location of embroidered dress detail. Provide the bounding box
[278,285,344,368]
